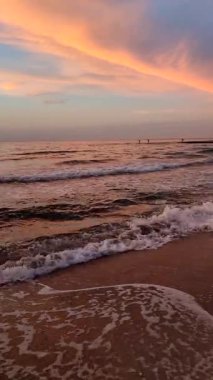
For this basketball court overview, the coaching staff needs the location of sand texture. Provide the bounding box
[0,232,213,379]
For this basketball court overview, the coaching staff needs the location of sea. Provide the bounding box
[0,140,212,285]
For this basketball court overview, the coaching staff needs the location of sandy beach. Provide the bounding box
[1,0,213,377]
[1,232,213,379]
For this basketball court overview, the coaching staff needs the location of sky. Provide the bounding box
[0,0,213,141]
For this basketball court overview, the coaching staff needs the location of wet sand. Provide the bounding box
[1,232,213,379]
[41,231,213,314]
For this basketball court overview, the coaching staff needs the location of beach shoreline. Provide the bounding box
[1,232,213,379]
[37,231,213,313]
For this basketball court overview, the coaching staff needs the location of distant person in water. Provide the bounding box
[138,139,141,144]
[147,139,150,144]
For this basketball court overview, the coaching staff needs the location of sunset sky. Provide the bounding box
[0,0,212,140]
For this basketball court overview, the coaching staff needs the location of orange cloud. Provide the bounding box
[0,81,18,92]
[0,0,213,94]
[0,66,179,98]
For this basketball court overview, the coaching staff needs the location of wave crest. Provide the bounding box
[0,202,212,285]
[0,159,211,184]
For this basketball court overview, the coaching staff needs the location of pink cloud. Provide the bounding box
[0,0,213,95]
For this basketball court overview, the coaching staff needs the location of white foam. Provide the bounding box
[1,283,213,379]
[0,159,210,183]
[0,202,212,285]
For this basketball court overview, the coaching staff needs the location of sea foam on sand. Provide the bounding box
[0,283,213,379]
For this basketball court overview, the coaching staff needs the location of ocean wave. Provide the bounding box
[165,152,205,159]
[0,202,113,222]
[0,202,212,285]
[16,150,78,156]
[0,159,211,184]
[198,148,213,154]
[57,158,113,166]
[0,157,37,162]
[0,190,194,223]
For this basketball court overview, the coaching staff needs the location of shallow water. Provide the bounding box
[0,141,212,209]
[1,283,213,379]
[0,141,212,284]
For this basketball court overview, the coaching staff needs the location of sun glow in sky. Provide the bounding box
[0,0,212,140]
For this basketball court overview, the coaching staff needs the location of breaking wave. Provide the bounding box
[0,159,211,184]
[0,202,212,285]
